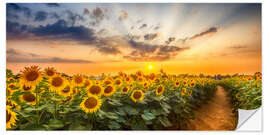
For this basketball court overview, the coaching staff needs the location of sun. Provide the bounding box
[148,65,153,70]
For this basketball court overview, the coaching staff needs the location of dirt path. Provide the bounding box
[185,86,237,130]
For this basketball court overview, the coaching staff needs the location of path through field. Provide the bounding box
[185,86,237,130]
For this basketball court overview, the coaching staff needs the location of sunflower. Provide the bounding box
[6,106,17,129]
[20,93,37,105]
[125,76,133,83]
[156,85,164,96]
[20,83,36,92]
[7,83,17,90]
[6,100,21,110]
[72,74,84,87]
[175,81,180,87]
[181,88,187,96]
[43,67,57,78]
[189,82,196,88]
[154,78,160,83]
[80,95,102,113]
[130,90,144,102]
[103,85,116,97]
[61,96,73,104]
[87,85,103,96]
[58,85,72,97]
[188,89,193,96]
[103,79,112,85]
[20,66,42,87]
[182,80,188,87]
[49,74,67,91]
[7,77,15,82]
[138,77,144,82]
[114,79,122,86]
[121,86,129,93]
[83,79,91,88]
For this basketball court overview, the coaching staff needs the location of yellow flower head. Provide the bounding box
[156,85,164,96]
[80,95,102,113]
[114,79,122,86]
[87,85,103,96]
[6,100,21,110]
[121,86,130,93]
[72,74,84,87]
[181,88,187,96]
[188,89,193,96]
[6,106,17,129]
[20,83,36,92]
[83,79,91,88]
[103,85,116,97]
[20,66,42,87]
[130,90,144,102]
[43,67,57,78]
[58,85,72,97]
[19,93,37,105]
[49,74,67,91]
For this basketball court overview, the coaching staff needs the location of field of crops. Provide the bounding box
[219,73,262,111]
[6,66,219,130]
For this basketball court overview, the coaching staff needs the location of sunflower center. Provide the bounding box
[46,70,55,76]
[157,86,163,93]
[62,86,70,93]
[89,85,101,95]
[84,80,90,87]
[104,80,111,85]
[126,78,130,81]
[9,84,15,89]
[23,85,31,91]
[133,91,142,99]
[176,82,179,85]
[115,80,121,85]
[23,94,36,102]
[26,71,39,81]
[6,110,11,123]
[122,87,128,92]
[75,76,83,84]
[52,77,63,87]
[84,97,98,109]
[104,86,113,94]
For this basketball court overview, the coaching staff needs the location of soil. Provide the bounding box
[184,85,237,130]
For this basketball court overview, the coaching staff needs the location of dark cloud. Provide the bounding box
[31,19,97,44]
[190,27,219,40]
[34,11,48,22]
[97,45,121,55]
[7,48,92,63]
[64,10,85,25]
[165,37,176,44]
[50,12,60,19]
[124,40,189,61]
[7,3,32,19]
[46,3,60,7]
[154,26,160,30]
[7,21,31,39]
[119,10,128,21]
[139,24,147,29]
[144,33,158,40]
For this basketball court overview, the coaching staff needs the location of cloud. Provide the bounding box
[139,24,147,29]
[7,3,32,19]
[7,21,31,39]
[154,26,160,30]
[92,7,104,23]
[46,3,60,7]
[97,45,121,55]
[124,40,189,61]
[83,8,90,15]
[50,12,60,19]
[165,37,176,44]
[7,48,92,63]
[190,27,219,40]
[144,33,159,40]
[228,45,247,49]
[31,19,97,44]
[64,10,85,25]
[34,11,48,22]
[119,10,128,21]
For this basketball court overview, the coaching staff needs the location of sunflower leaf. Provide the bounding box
[141,112,156,121]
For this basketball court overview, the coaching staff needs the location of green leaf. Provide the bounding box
[158,116,172,127]
[141,112,156,121]
[108,121,121,130]
[106,112,119,119]
[124,106,139,115]
[47,119,64,130]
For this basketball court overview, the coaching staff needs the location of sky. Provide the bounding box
[6,3,262,75]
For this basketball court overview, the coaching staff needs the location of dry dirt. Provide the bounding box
[185,86,237,130]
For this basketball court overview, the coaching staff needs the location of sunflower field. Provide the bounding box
[6,66,218,130]
[219,72,262,111]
